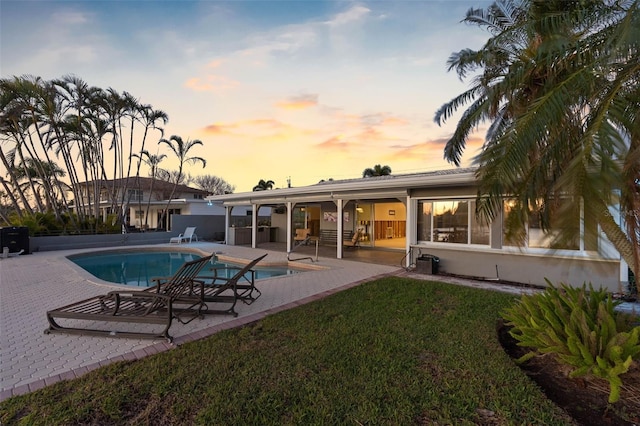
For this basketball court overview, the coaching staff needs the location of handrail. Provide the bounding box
[401,246,422,271]
[287,236,318,263]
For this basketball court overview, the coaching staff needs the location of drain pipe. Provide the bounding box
[486,264,500,281]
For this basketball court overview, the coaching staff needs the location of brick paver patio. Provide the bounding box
[0,243,401,401]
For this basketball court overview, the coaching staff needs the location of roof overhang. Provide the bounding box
[207,168,477,207]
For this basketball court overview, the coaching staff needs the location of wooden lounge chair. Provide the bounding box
[170,226,198,244]
[344,229,363,249]
[199,253,268,310]
[45,255,213,342]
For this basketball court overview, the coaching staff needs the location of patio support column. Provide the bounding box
[405,196,415,268]
[286,201,293,252]
[251,203,258,248]
[224,206,231,244]
[336,198,344,259]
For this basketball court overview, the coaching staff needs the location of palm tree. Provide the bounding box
[54,75,103,221]
[131,104,168,217]
[157,135,206,229]
[0,75,179,234]
[362,164,392,178]
[122,102,168,228]
[253,179,274,191]
[435,0,640,280]
[42,77,82,221]
[0,83,33,217]
[131,150,166,229]
[13,159,67,211]
[0,76,49,214]
[0,176,23,220]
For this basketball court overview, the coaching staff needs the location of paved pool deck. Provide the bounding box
[1,242,637,402]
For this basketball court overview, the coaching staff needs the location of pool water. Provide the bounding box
[69,251,298,287]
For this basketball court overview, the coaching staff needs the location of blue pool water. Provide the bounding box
[68,250,298,287]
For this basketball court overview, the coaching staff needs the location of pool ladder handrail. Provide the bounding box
[287,236,318,263]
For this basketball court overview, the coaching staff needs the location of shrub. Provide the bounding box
[501,281,640,403]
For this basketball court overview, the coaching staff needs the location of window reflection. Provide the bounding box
[417,201,432,241]
[418,200,489,246]
[503,199,579,250]
[433,200,468,244]
[470,201,490,245]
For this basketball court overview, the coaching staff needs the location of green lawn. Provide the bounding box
[0,277,574,425]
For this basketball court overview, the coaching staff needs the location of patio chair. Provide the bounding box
[344,229,363,249]
[198,253,268,311]
[294,228,311,246]
[170,226,198,244]
[44,255,213,342]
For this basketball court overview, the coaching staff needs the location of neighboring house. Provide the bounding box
[206,168,628,292]
[72,177,211,231]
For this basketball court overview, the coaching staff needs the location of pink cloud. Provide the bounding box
[202,122,237,135]
[201,118,317,144]
[275,94,319,110]
[385,135,484,164]
[184,74,239,93]
[206,59,225,69]
[381,116,409,126]
[315,135,351,153]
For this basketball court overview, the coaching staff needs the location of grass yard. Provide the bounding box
[0,277,574,425]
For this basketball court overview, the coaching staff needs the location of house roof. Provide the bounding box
[207,167,478,206]
[79,177,209,195]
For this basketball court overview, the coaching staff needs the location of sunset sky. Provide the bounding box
[1,0,491,192]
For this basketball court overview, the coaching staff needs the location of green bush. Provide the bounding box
[501,281,640,403]
[7,211,123,235]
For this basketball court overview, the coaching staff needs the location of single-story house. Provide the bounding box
[206,168,630,292]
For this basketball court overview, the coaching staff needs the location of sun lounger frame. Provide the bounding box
[45,255,213,342]
[199,253,268,310]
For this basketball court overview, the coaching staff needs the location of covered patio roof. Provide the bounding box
[206,167,477,206]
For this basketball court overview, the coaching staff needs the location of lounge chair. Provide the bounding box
[170,226,198,244]
[294,228,311,245]
[45,255,213,342]
[344,229,363,249]
[198,253,268,310]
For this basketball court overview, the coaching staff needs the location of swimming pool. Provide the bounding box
[68,250,298,287]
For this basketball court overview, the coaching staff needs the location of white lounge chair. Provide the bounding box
[170,227,198,244]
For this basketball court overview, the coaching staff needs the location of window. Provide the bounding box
[193,194,203,199]
[127,189,143,202]
[417,202,432,241]
[434,200,468,244]
[470,201,490,245]
[502,200,525,246]
[503,198,579,250]
[417,199,489,246]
